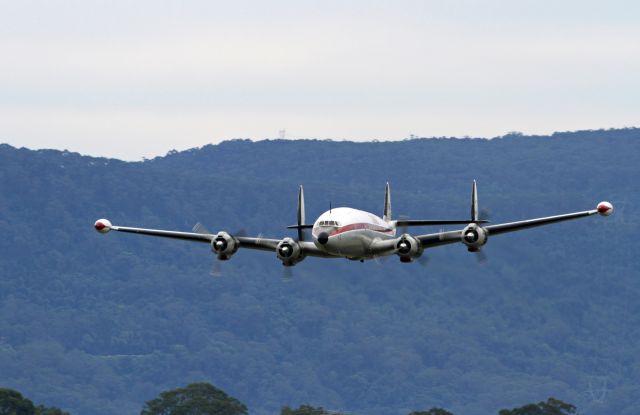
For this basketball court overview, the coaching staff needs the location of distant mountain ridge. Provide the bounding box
[0,128,638,415]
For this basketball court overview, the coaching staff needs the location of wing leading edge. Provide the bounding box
[416,202,612,249]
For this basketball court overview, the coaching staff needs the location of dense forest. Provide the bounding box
[1,383,578,415]
[0,129,638,415]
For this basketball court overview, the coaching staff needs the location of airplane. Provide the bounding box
[94,181,613,267]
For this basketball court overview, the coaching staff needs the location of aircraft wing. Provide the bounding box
[416,204,610,248]
[98,224,215,243]
[237,236,331,257]
[94,220,333,257]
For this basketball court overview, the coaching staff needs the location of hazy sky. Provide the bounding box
[1,1,639,160]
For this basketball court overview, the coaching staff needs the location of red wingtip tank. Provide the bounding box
[597,201,613,216]
[94,219,112,233]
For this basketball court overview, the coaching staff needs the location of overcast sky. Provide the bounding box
[1,1,639,160]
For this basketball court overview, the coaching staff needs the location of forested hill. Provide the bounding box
[0,128,638,415]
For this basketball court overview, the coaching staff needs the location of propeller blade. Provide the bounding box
[210,258,222,277]
[398,214,410,235]
[192,222,211,234]
[193,223,247,238]
[417,255,430,267]
[373,254,390,265]
[282,266,293,281]
[475,250,488,264]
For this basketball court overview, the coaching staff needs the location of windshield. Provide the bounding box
[318,220,340,227]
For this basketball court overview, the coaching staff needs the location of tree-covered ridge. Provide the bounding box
[140,383,247,415]
[498,398,576,415]
[0,388,69,415]
[408,409,455,415]
[0,128,638,415]
[0,383,579,415]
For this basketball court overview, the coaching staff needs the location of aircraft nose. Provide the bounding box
[317,232,329,245]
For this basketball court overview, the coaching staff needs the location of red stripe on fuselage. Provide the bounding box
[329,222,394,236]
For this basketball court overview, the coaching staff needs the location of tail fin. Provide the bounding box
[286,185,315,237]
[471,180,478,222]
[383,182,392,222]
[297,185,306,241]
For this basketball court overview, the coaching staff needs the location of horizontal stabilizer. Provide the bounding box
[395,219,488,227]
[287,224,315,229]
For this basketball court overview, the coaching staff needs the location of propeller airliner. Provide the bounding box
[94,181,613,267]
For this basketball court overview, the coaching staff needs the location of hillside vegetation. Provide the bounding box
[0,129,638,414]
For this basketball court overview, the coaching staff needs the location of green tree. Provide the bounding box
[0,388,35,415]
[0,388,70,415]
[280,405,345,415]
[140,382,247,415]
[498,398,576,415]
[409,409,455,415]
[36,406,70,415]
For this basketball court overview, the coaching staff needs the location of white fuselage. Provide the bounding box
[311,207,396,259]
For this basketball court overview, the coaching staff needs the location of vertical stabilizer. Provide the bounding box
[471,180,478,222]
[297,185,306,241]
[383,182,392,222]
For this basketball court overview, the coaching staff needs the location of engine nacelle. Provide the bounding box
[396,234,424,263]
[461,224,488,251]
[276,237,304,266]
[211,232,238,260]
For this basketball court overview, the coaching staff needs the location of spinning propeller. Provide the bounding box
[192,222,247,277]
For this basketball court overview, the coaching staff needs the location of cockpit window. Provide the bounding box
[319,220,340,227]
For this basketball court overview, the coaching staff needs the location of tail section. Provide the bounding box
[297,185,306,241]
[471,180,478,222]
[286,185,314,240]
[383,182,392,222]
[392,180,488,228]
